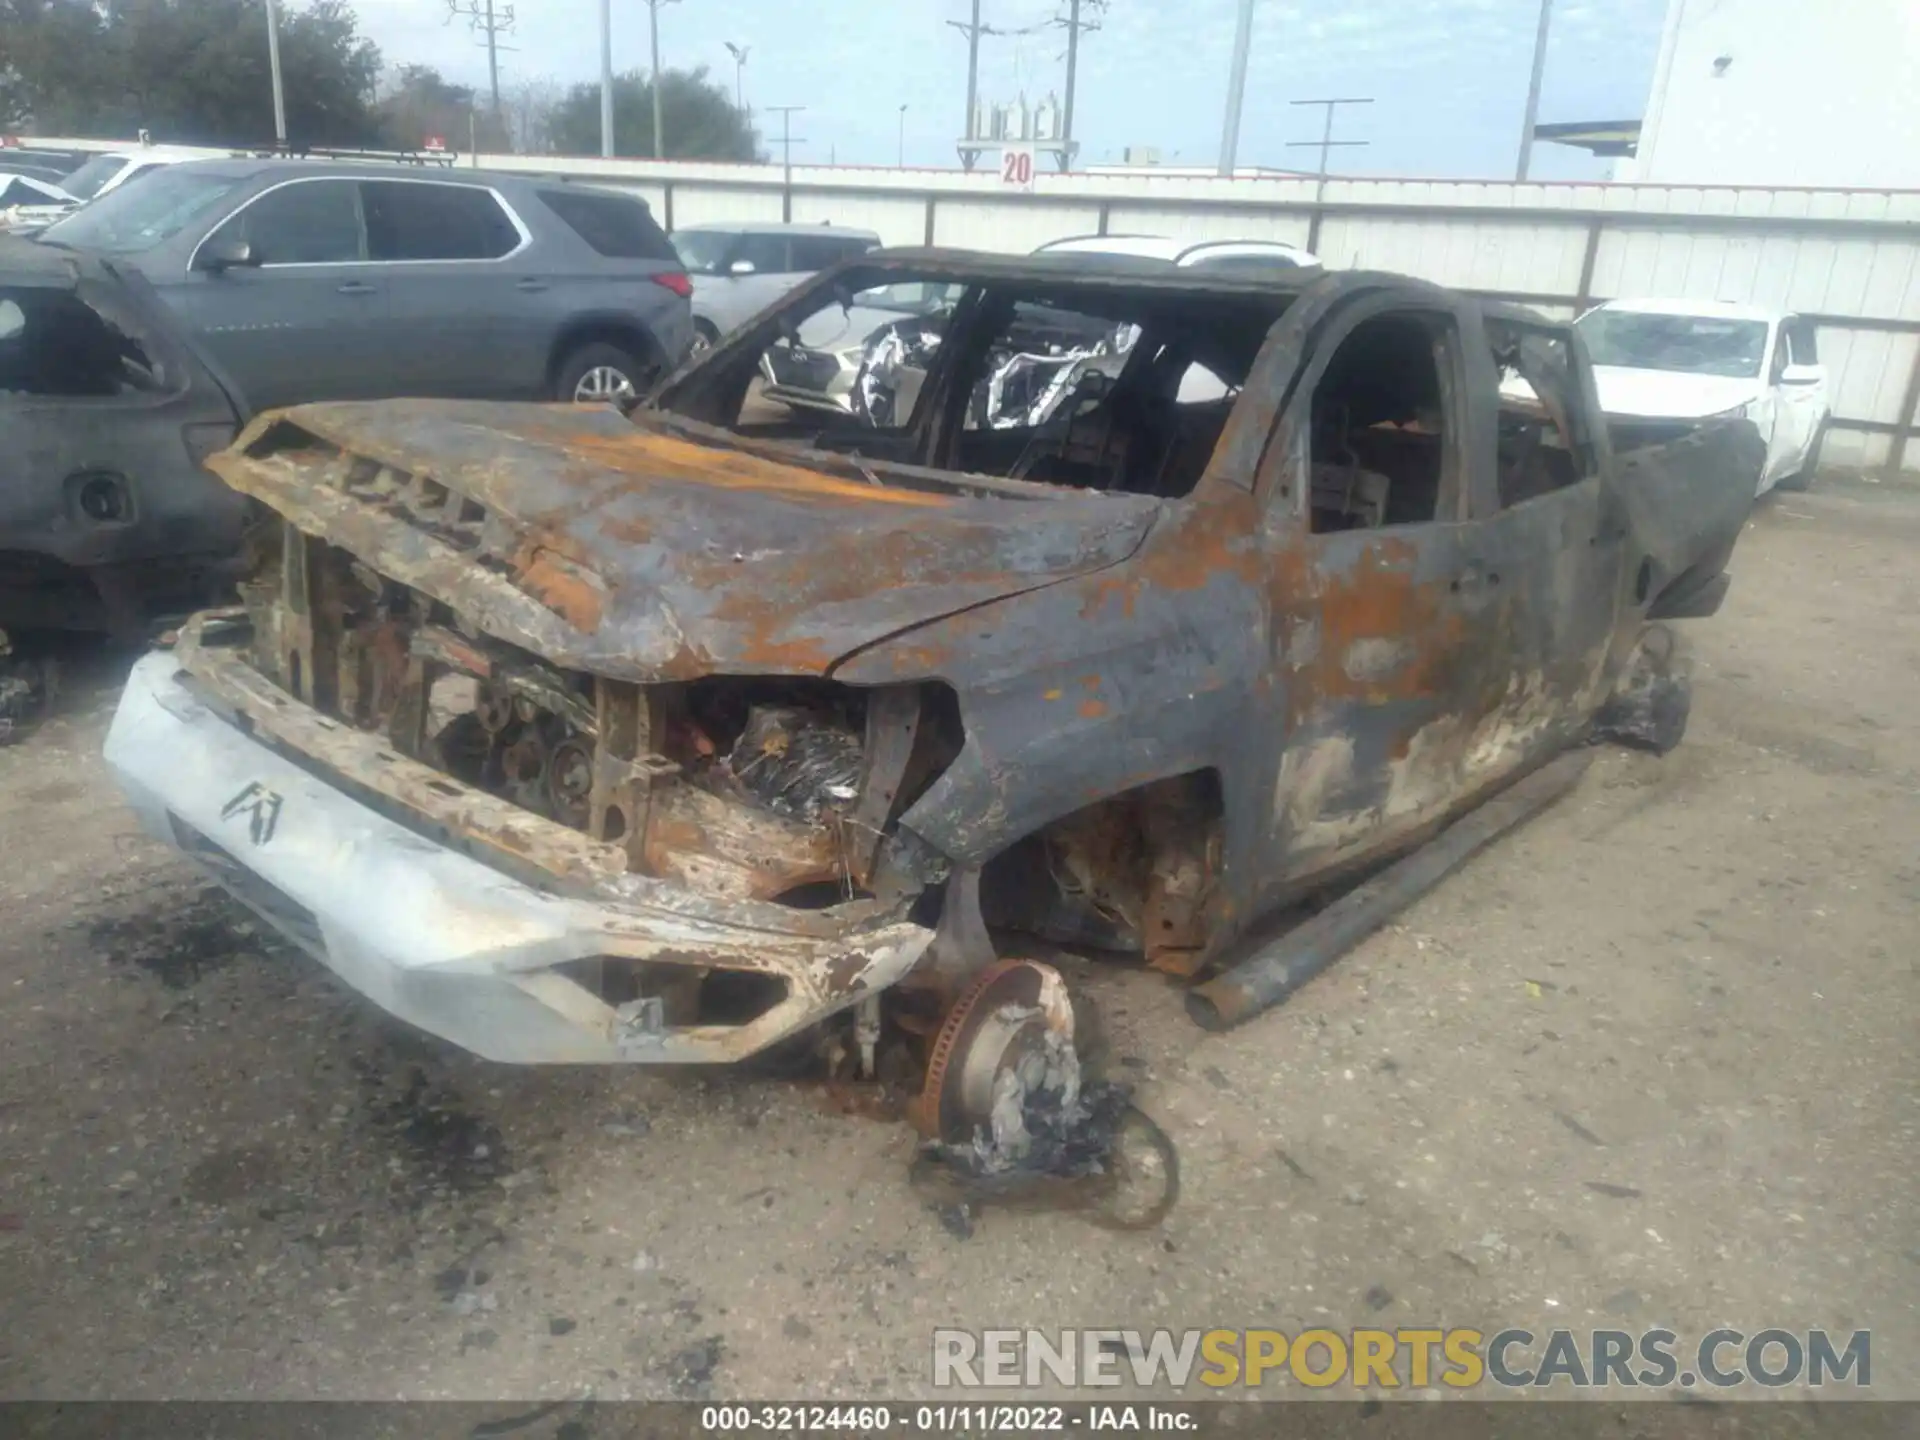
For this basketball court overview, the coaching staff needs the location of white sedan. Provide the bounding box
[1575,299,1830,495]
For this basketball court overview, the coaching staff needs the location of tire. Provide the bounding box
[553,341,656,406]
[688,319,720,360]
[1775,419,1827,493]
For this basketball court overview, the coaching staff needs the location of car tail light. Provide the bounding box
[650,270,694,298]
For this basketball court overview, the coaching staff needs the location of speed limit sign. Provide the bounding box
[999,145,1037,192]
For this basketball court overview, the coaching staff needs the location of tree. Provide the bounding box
[503,75,564,156]
[549,67,760,161]
[375,63,508,153]
[0,0,382,147]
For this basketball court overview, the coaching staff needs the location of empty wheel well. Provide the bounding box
[980,770,1225,970]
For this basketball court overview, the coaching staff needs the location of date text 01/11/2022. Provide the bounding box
[698,1404,1198,1431]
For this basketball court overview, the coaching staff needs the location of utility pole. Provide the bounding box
[1216,0,1254,176]
[644,0,679,159]
[898,103,908,167]
[447,0,515,123]
[264,0,287,145]
[764,105,805,219]
[1287,97,1372,180]
[599,0,614,156]
[948,0,1001,171]
[1516,0,1554,181]
[724,41,750,115]
[1053,0,1103,172]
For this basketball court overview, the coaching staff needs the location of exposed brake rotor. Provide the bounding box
[909,958,1078,1143]
[908,957,1180,1230]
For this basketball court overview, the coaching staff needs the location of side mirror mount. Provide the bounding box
[196,237,257,274]
[1780,362,1826,387]
[727,258,757,276]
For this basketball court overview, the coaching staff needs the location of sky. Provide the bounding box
[345,0,1672,179]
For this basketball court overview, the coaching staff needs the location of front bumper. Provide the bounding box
[758,346,857,415]
[104,649,934,1064]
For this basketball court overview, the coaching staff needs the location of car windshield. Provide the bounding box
[1578,310,1770,379]
[671,230,732,275]
[39,169,244,255]
[57,155,129,202]
[850,281,963,314]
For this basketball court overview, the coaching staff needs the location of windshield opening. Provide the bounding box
[1578,310,1769,379]
[38,170,245,255]
[670,230,732,275]
[57,155,129,202]
[652,263,1288,501]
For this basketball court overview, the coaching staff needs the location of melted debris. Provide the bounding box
[912,1020,1177,1231]
[727,703,863,824]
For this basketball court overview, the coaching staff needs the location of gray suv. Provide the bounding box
[34,158,693,409]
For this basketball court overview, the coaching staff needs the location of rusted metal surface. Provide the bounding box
[1189,748,1593,1031]
[149,252,1766,1065]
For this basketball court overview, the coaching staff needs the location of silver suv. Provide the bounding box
[670,223,879,355]
[34,158,694,408]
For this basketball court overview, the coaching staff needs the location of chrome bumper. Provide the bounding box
[105,650,933,1064]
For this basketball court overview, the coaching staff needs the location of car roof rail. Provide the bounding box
[232,142,462,169]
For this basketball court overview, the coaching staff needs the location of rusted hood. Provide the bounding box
[213,400,1162,680]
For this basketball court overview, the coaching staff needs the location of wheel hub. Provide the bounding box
[573,365,636,404]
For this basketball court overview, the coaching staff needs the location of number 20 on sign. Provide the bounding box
[999,145,1037,192]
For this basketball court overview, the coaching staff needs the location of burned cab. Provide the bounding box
[104,250,1761,1118]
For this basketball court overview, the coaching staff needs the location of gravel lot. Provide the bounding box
[0,479,1914,1404]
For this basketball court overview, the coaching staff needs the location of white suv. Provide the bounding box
[2,145,205,235]
[1033,233,1322,273]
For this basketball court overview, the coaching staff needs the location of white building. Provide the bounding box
[1626,0,1920,188]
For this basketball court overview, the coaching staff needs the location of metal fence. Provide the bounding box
[40,139,1920,472]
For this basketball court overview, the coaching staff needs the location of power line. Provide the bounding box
[1286,97,1373,179]
[764,104,806,216]
[949,0,996,169]
[1051,0,1103,172]
[445,0,514,121]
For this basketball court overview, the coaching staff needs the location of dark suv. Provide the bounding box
[34,158,693,409]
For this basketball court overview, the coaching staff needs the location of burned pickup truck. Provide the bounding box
[105,251,1760,1130]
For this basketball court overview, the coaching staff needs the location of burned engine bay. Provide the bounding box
[197,513,1172,1226]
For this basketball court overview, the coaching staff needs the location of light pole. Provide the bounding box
[644,0,680,160]
[1516,0,1554,181]
[598,0,613,156]
[897,104,907,167]
[1216,0,1254,176]
[265,0,288,145]
[724,41,749,116]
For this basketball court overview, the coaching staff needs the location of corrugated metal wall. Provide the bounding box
[38,139,1920,471]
